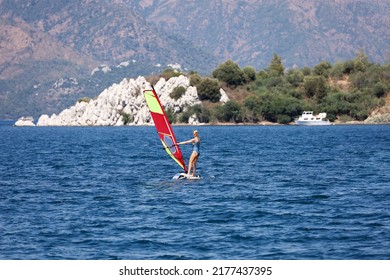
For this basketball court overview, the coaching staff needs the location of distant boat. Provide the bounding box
[14,116,35,126]
[294,111,331,126]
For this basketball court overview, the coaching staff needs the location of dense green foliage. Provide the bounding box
[120,112,133,125]
[179,105,211,123]
[166,108,176,124]
[196,78,221,102]
[214,100,243,123]
[162,68,183,80]
[170,86,186,100]
[173,53,390,124]
[268,54,285,77]
[212,60,245,87]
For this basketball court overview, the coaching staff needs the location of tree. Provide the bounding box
[161,68,181,80]
[243,92,303,123]
[212,60,244,87]
[353,51,369,72]
[301,67,312,76]
[120,112,133,125]
[243,95,263,122]
[242,66,257,83]
[197,78,221,102]
[170,86,186,100]
[265,76,284,89]
[268,54,285,76]
[165,108,176,123]
[189,73,202,87]
[349,71,368,90]
[342,60,355,74]
[372,82,387,98]
[303,76,328,100]
[215,100,243,123]
[314,61,332,77]
[179,105,211,123]
[329,62,344,78]
[286,69,304,87]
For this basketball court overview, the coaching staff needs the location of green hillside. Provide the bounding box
[166,53,390,124]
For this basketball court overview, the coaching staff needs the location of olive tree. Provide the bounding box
[212,60,245,87]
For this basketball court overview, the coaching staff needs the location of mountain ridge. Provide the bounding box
[136,0,389,68]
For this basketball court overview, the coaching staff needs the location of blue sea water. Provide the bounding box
[0,121,389,260]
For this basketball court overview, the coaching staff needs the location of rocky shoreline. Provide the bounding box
[12,74,390,127]
[35,75,229,126]
[364,97,390,124]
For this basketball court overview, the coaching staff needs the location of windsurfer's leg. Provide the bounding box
[187,152,198,176]
[187,153,195,176]
[192,154,199,176]
[193,161,196,176]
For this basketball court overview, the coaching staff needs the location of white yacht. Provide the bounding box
[294,111,331,126]
[14,116,35,126]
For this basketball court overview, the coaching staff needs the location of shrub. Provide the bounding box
[121,112,133,125]
[170,86,186,100]
[243,92,302,123]
[372,82,387,98]
[329,62,345,78]
[197,78,221,102]
[161,68,181,80]
[78,97,91,103]
[350,71,368,89]
[268,54,285,77]
[266,76,284,88]
[243,66,257,83]
[277,114,292,124]
[165,108,176,124]
[342,60,355,74]
[303,75,328,100]
[214,100,243,123]
[301,67,312,76]
[189,73,202,87]
[179,105,211,123]
[212,60,245,87]
[286,69,304,87]
[314,61,332,77]
[243,95,263,122]
[337,115,354,123]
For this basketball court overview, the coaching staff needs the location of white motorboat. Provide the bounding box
[14,116,35,126]
[294,111,331,126]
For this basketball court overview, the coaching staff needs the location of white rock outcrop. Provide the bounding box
[37,75,225,126]
[219,88,229,103]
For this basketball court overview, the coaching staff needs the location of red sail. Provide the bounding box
[144,87,187,172]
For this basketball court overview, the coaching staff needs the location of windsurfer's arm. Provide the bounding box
[178,138,195,145]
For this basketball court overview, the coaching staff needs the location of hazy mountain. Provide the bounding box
[134,0,390,68]
[0,0,389,119]
[0,0,217,118]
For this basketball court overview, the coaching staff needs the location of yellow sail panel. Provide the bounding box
[144,90,163,114]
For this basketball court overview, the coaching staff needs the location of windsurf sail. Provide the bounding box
[144,86,187,172]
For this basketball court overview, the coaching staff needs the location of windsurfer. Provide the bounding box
[178,130,200,177]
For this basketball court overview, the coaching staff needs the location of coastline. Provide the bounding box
[173,119,390,126]
[2,119,389,127]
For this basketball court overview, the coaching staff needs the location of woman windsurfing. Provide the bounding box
[177,130,201,177]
